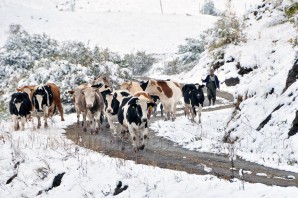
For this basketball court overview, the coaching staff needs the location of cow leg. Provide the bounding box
[20,117,26,131]
[139,127,149,151]
[171,102,178,121]
[160,104,164,117]
[191,106,196,123]
[44,116,48,128]
[82,112,87,132]
[128,126,138,152]
[76,110,81,126]
[56,102,65,121]
[163,104,170,121]
[198,105,202,124]
[37,116,41,129]
[106,115,117,135]
[12,115,18,131]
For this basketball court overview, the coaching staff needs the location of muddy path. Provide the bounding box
[65,89,298,187]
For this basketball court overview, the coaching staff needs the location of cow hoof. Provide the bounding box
[37,125,41,129]
[172,118,176,121]
[139,145,145,150]
[83,128,87,132]
[164,118,168,121]
[106,123,110,128]
[61,118,65,121]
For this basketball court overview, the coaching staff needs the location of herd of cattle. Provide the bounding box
[9,76,205,151]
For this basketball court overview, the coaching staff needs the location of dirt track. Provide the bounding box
[65,89,298,187]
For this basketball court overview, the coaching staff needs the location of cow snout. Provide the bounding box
[142,118,148,122]
[107,108,112,113]
[86,104,93,108]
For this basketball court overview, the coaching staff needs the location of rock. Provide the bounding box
[237,62,253,76]
[283,59,298,93]
[288,111,298,137]
[225,77,240,86]
[256,16,263,20]
[226,56,235,63]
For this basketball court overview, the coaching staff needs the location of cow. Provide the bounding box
[77,86,105,134]
[117,96,155,152]
[133,91,155,119]
[120,81,143,94]
[68,84,88,126]
[90,76,113,93]
[9,92,32,131]
[145,79,182,121]
[182,84,205,123]
[105,90,131,135]
[122,80,163,117]
[32,85,54,129]
[17,83,64,121]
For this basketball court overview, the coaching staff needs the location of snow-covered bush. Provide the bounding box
[200,0,218,16]
[0,26,132,115]
[178,37,206,64]
[122,51,156,75]
[208,2,246,50]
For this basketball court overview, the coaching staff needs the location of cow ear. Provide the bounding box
[68,90,74,95]
[200,85,205,88]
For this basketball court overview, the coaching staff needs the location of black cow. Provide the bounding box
[32,85,54,129]
[9,92,32,131]
[117,96,155,152]
[182,83,205,123]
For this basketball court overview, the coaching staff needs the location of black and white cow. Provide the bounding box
[9,92,32,131]
[32,85,54,129]
[105,90,131,135]
[117,96,155,152]
[182,83,205,123]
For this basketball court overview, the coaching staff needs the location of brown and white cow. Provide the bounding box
[77,86,104,134]
[145,79,182,121]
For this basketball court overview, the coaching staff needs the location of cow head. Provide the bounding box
[120,81,133,92]
[105,93,115,114]
[91,76,113,92]
[128,97,154,123]
[82,87,98,109]
[144,80,158,95]
[32,85,53,112]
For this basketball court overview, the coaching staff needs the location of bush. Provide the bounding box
[122,51,155,75]
[200,0,218,16]
[208,2,246,50]
[178,37,206,64]
[285,3,298,18]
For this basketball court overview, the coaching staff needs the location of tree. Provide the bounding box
[200,0,217,16]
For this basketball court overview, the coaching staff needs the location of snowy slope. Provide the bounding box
[0,0,218,54]
[156,0,298,171]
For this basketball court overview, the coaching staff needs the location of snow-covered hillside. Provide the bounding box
[161,0,298,170]
[0,0,220,54]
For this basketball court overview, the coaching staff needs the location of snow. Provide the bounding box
[0,0,219,54]
[1,114,298,197]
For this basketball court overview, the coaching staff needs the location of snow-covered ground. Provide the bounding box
[1,114,298,197]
